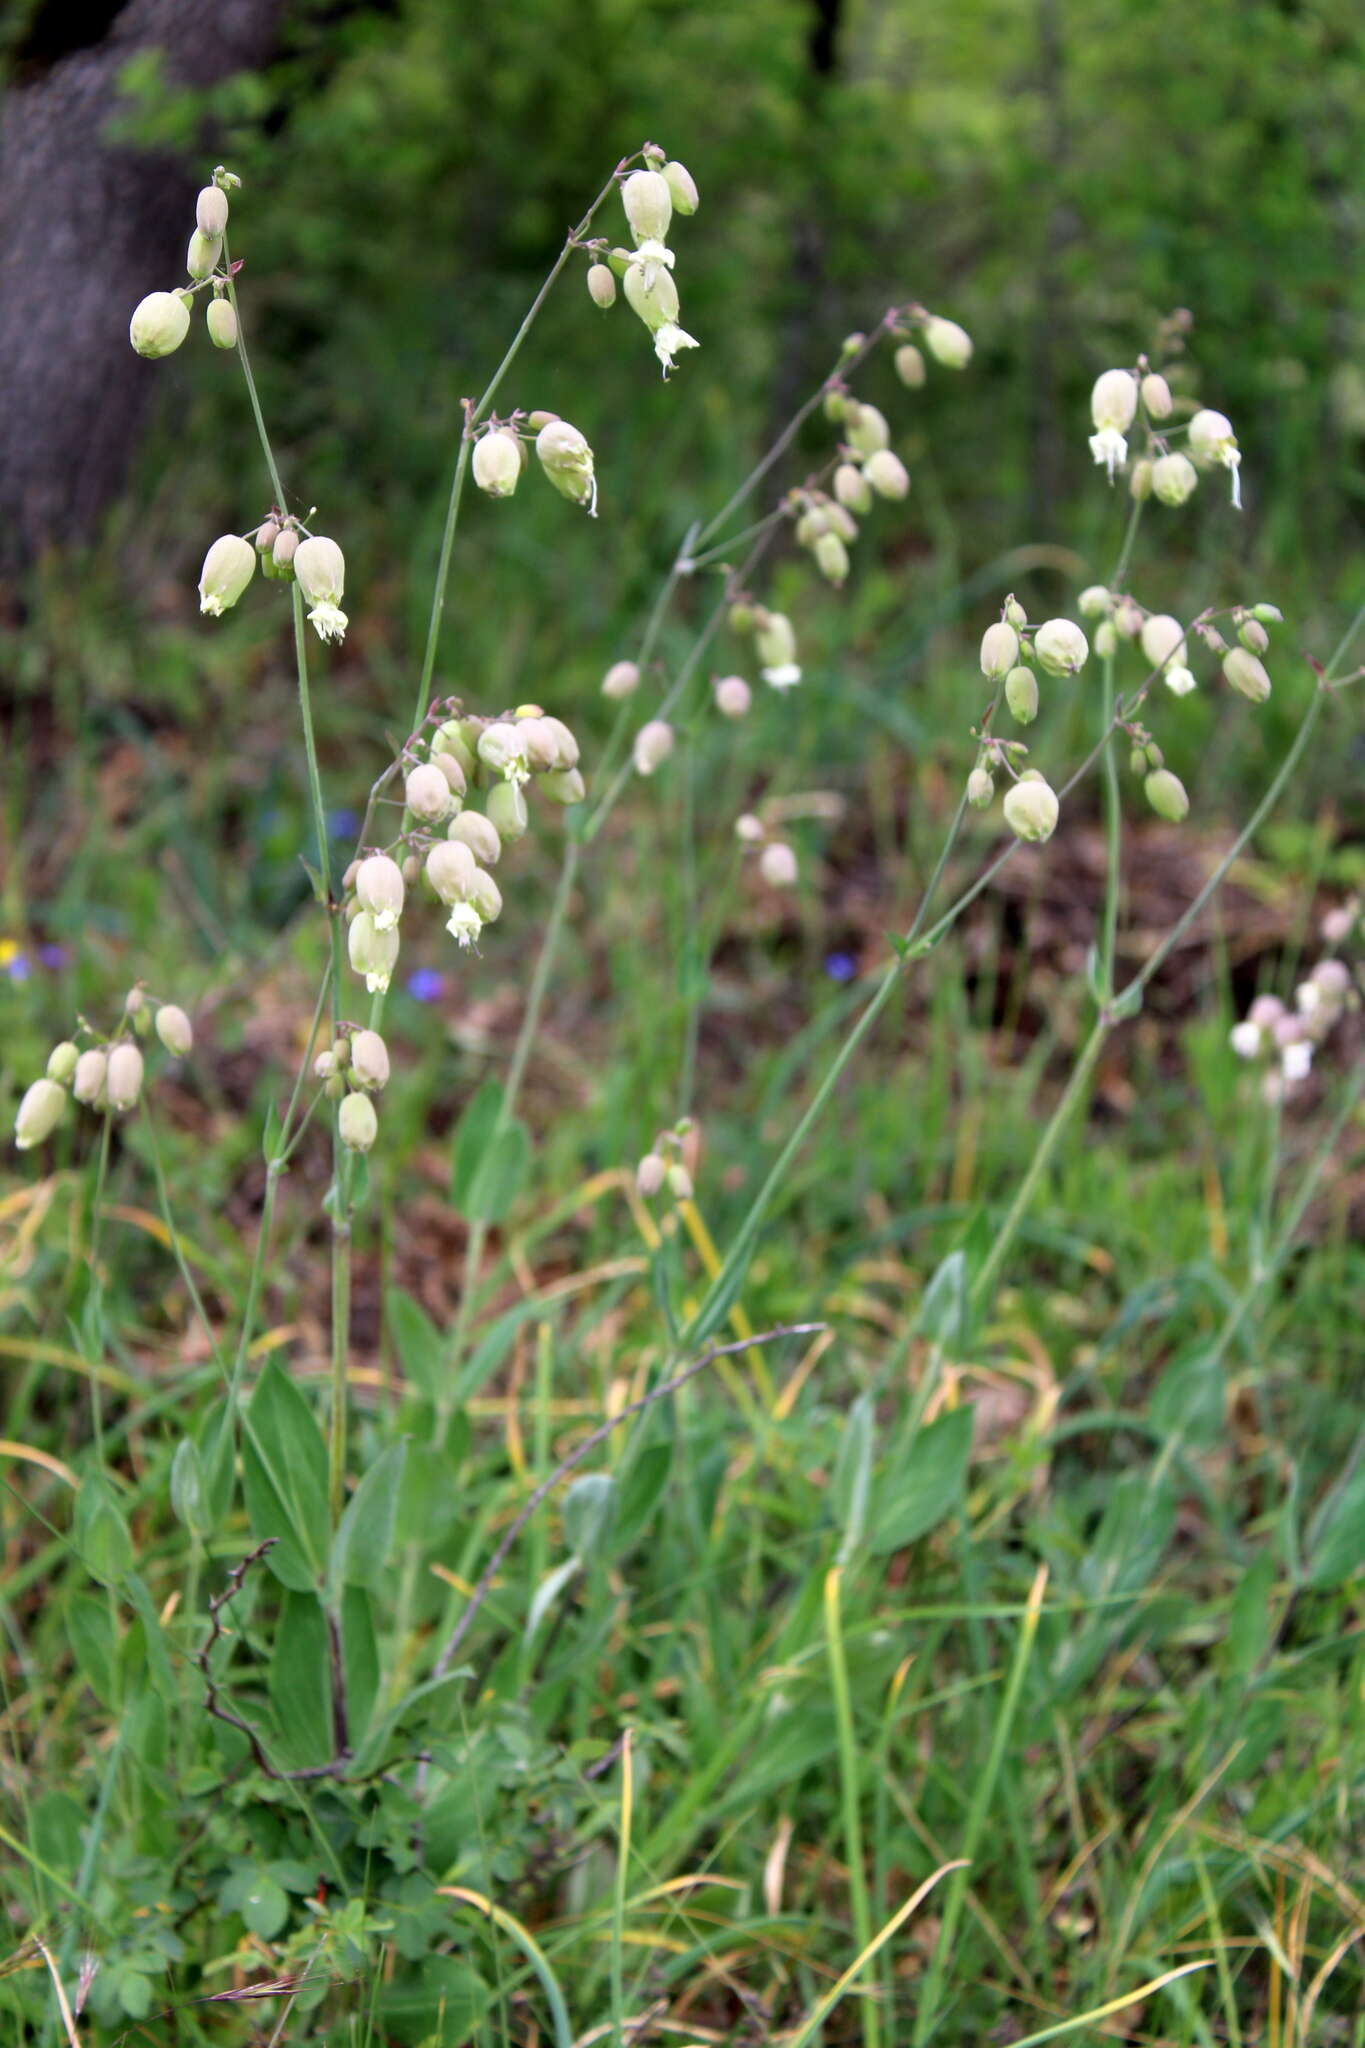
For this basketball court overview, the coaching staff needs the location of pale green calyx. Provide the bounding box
[198,534,256,617]
[477,722,531,787]
[1003,775,1059,842]
[662,160,699,215]
[587,263,617,308]
[107,1043,145,1112]
[1144,768,1189,822]
[633,720,674,775]
[155,1005,193,1056]
[621,169,673,246]
[130,291,191,359]
[339,1091,378,1152]
[186,230,222,281]
[349,1029,390,1091]
[348,910,400,994]
[1152,452,1198,506]
[196,186,229,238]
[1034,618,1089,676]
[472,428,523,499]
[922,315,972,368]
[206,298,238,350]
[862,449,909,500]
[755,611,800,689]
[356,852,405,930]
[980,622,1020,679]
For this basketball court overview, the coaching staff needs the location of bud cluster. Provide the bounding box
[342,701,586,1004]
[583,150,701,379]
[734,810,799,888]
[471,413,599,517]
[128,166,242,362]
[726,602,802,692]
[635,1118,696,1203]
[13,991,194,1151]
[197,520,350,646]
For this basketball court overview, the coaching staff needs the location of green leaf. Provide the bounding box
[916,1250,968,1353]
[124,1574,176,1705]
[115,1968,154,2021]
[451,1080,531,1223]
[75,1475,133,1585]
[169,1438,206,1536]
[614,1439,672,1554]
[833,1394,875,1564]
[330,1441,406,1592]
[67,1592,118,1705]
[198,1398,235,1525]
[387,1288,445,1399]
[241,1359,329,1591]
[343,1583,380,1744]
[221,1866,290,1939]
[869,1407,973,1555]
[269,1589,333,1770]
[525,1557,581,1643]
[563,1472,617,1565]
[1226,1549,1278,1676]
[1304,1436,1365,1588]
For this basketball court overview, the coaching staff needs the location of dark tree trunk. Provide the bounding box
[0,0,286,569]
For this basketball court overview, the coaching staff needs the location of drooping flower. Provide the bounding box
[294,535,349,643]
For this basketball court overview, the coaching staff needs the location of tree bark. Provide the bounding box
[0,0,285,568]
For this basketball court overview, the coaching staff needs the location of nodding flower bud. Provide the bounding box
[1253,602,1283,625]
[339,1091,378,1153]
[1005,665,1039,723]
[1237,616,1269,654]
[1188,408,1242,506]
[15,1077,67,1150]
[587,263,617,308]
[198,534,255,617]
[356,852,406,930]
[426,837,477,905]
[469,867,502,923]
[922,315,972,368]
[107,1042,144,1112]
[862,448,909,501]
[293,535,348,643]
[1139,614,1196,696]
[894,342,926,389]
[472,428,523,499]
[845,402,890,457]
[1094,619,1118,658]
[1129,458,1154,501]
[206,298,238,349]
[256,519,280,552]
[349,910,400,994]
[755,611,801,689]
[130,291,191,357]
[814,531,849,585]
[1114,599,1143,639]
[621,168,673,246]
[834,462,873,514]
[405,762,453,823]
[73,1049,108,1107]
[1140,372,1173,419]
[1078,585,1111,618]
[759,840,798,887]
[966,766,995,809]
[47,1041,79,1084]
[155,1004,193,1056]
[636,1151,667,1197]
[1144,767,1190,822]
[186,230,221,280]
[1034,618,1089,676]
[512,716,558,774]
[602,659,640,700]
[196,185,229,238]
[448,811,501,865]
[535,420,597,513]
[1152,452,1198,506]
[633,719,675,775]
[714,674,751,718]
[434,750,466,800]
[667,1162,694,1200]
[542,767,587,804]
[433,722,477,780]
[1223,647,1271,703]
[537,714,579,768]
[271,527,297,579]
[1004,595,1028,629]
[980,622,1020,679]
[662,159,699,215]
[349,1029,390,1091]
[477,722,531,785]
[1003,774,1060,843]
[485,779,530,841]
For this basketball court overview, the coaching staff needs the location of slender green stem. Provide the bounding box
[225,247,286,511]
[968,1019,1108,1309]
[410,171,625,735]
[329,1156,353,1525]
[1095,494,1144,998]
[825,1568,880,2048]
[140,1102,225,1380]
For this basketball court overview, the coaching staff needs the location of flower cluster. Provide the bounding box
[1086,355,1245,510]
[128,168,241,361]
[963,597,1086,841]
[199,524,350,645]
[1229,943,1358,1102]
[13,989,193,1151]
[343,702,586,997]
[584,149,701,377]
[736,810,800,888]
[315,1026,391,1153]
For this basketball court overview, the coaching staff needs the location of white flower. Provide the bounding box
[294,535,349,644]
[1229,1020,1262,1059]
[1281,1040,1313,1084]
[652,320,700,378]
[446,902,483,949]
[1088,427,1128,481]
